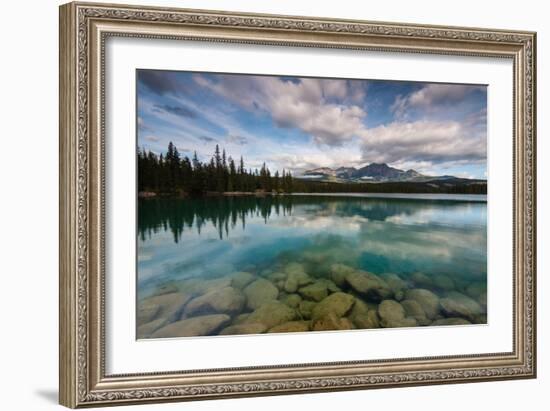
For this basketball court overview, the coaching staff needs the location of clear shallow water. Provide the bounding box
[137,194,487,338]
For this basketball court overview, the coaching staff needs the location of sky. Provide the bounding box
[137,70,487,179]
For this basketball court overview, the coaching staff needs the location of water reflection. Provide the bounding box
[138,195,485,242]
[138,195,486,286]
[137,194,487,338]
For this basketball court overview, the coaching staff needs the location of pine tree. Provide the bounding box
[207,157,216,191]
[190,151,203,194]
[181,156,192,192]
[165,141,180,191]
[214,144,221,168]
[228,157,236,192]
[238,156,245,191]
[285,170,293,193]
[239,156,245,174]
[222,149,228,191]
[274,170,280,193]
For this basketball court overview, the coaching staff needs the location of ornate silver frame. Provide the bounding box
[59,2,536,408]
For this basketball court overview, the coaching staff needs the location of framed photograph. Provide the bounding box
[59,2,537,408]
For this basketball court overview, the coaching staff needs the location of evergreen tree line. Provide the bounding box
[138,142,486,196]
[138,142,294,194]
[288,179,487,195]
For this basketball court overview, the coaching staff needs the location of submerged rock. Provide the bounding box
[401,299,431,326]
[268,321,310,333]
[348,298,380,328]
[260,269,274,278]
[298,300,317,320]
[393,317,417,327]
[232,313,250,324]
[266,271,287,282]
[318,278,341,293]
[312,312,354,331]
[219,323,267,335]
[410,272,433,289]
[440,291,484,321]
[229,272,256,290]
[380,273,409,295]
[150,283,179,297]
[244,301,296,329]
[330,263,357,287]
[465,282,488,308]
[280,293,302,308]
[284,262,308,276]
[465,282,487,298]
[275,280,286,291]
[137,292,192,325]
[431,317,472,326]
[284,263,313,293]
[311,292,355,321]
[184,286,245,317]
[137,318,167,338]
[378,300,417,328]
[345,271,392,302]
[283,278,298,293]
[137,301,160,325]
[477,294,487,308]
[433,275,456,291]
[404,289,441,320]
[473,313,487,324]
[352,310,380,329]
[298,281,329,302]
[244,278,279,310]
[349,298,369,318]
[177,277,233,297]
[151,314,231,338]
[378,300,405,325]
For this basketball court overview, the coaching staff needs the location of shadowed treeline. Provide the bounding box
[138,143,294,195]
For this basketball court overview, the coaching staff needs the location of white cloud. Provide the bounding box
[141,74,486,176]
[391,83,485,119]
[194,75,369,146]
[360,119,486,168]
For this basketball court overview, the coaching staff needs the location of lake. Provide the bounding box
[136,194,487,338]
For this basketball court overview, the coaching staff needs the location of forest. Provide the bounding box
[137,142,487,196]
[138,142,294,194]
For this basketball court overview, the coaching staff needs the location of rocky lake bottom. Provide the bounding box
[137,195,487,339]
[137,259,487,339]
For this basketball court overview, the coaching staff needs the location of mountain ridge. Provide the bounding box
[301,163,484,184]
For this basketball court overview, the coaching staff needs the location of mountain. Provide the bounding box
[355,163,405,181]
[301,163,483,184]
[334,167,357,179]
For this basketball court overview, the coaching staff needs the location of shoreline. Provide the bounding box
[290,192,487,202]
[138,191,487,202]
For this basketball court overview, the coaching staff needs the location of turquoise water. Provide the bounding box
[137,194,487,338]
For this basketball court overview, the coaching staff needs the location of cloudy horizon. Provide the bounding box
[137,70,487,179]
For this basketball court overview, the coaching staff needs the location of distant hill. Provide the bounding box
[301,163,486,185]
